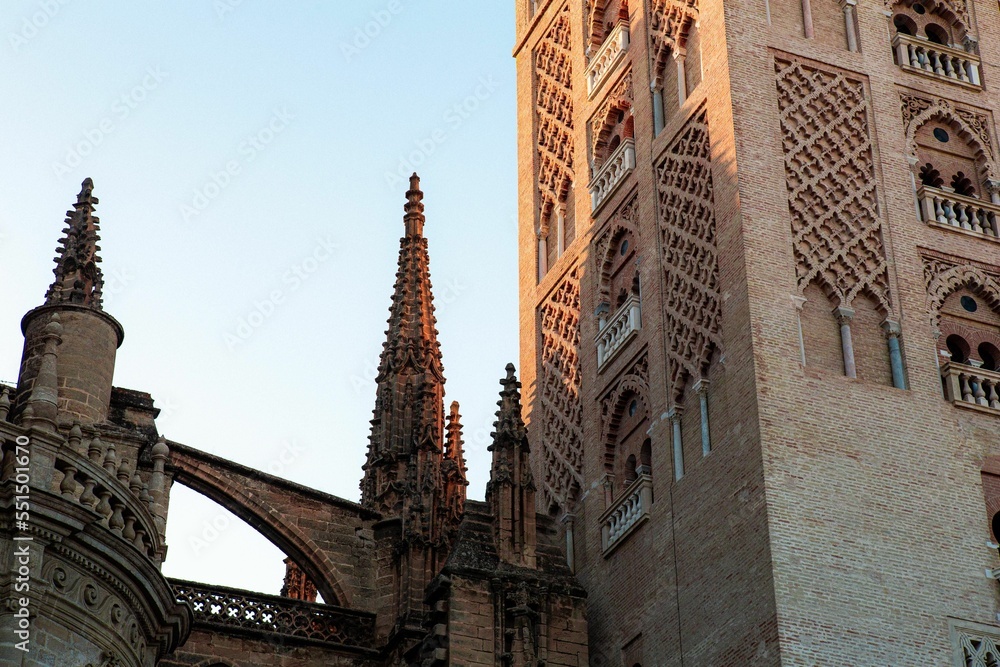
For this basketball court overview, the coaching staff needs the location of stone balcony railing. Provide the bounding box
[917,185,1000,239]
[597,293,641,370]
[941,361,1000,412]
[50,440,163,561]
[893,33,982,88]
[601,473,653,555]
[590,138,636,212]
[171,579,377,651]
[586,20,630,98]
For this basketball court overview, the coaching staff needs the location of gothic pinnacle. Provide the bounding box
[404,172,425,237]
[45,177,105,309]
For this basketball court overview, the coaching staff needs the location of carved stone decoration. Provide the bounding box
[775,55,892,313]
[655,107,723,401]
[535,6,575,227]
[900,92,997,176]
[538,265,584,514]
[648,0,699,75]
[600,353,650,471]
[172,579,377,649]
[889,0,971,35]
[595,194,639,304]
[922,251,1000,325]
[591,69,634,166]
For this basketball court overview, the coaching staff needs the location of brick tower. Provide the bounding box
[515,0,1000,663]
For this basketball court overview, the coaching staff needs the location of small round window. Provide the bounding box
[933,128,950,143]
[620,239,629,256]
[913,2,926,13]
[628,399,638,416]
[961,295,978,312]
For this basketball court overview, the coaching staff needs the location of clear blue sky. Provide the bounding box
[1,1,518,594]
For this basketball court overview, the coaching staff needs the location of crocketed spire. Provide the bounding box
[45,178,104,308]
[360,175,464,630]
[361,173,447,512]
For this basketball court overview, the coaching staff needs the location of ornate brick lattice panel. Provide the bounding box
[648,0,698,72]
[538,266,584,513]
[171,579,376,650]
[775,55,891,312]
[655,107,722,400]
[535,6,575,224]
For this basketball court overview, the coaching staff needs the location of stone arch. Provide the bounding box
[601,372,650,472]
[596,216,639,305]
[890,0,969,39]
[588,0,611,51]
[905,101,997,181]
[592,96,633,168]
[168,450,353,607]
[927,264,1000,327]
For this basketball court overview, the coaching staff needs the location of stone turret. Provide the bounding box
[486,363,537,568]
[14,178,124,426]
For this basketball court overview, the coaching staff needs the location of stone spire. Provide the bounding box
[361,174,447,515]
[361,176,463,633]
[486,363,537,568]
[45,178,105,309]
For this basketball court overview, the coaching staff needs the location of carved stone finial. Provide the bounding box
[45,178,105,309]
[403,173,425,237]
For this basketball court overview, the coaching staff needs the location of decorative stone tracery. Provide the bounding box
[655,107,722,401]
[591,70,634,170]
[595,194,639,307]
[901,92,997,179]
[922,252,1000,325]
[599,353,649,473]
[775,55,892,313]
[538,266,584,514]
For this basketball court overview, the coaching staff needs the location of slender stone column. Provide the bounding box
[561,513,576,571]
[801,0,815,38]
[537,228,548,282]
[651,78,665,135]
[693,379,711,456]
[668,408,684,480]
[987,179,1000,205]
[883,320,907,389]
[834,306,857,379]
[792,296,807,366]
[842,0,858,51]
[556,204,566,257]
[674,51,687,108]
